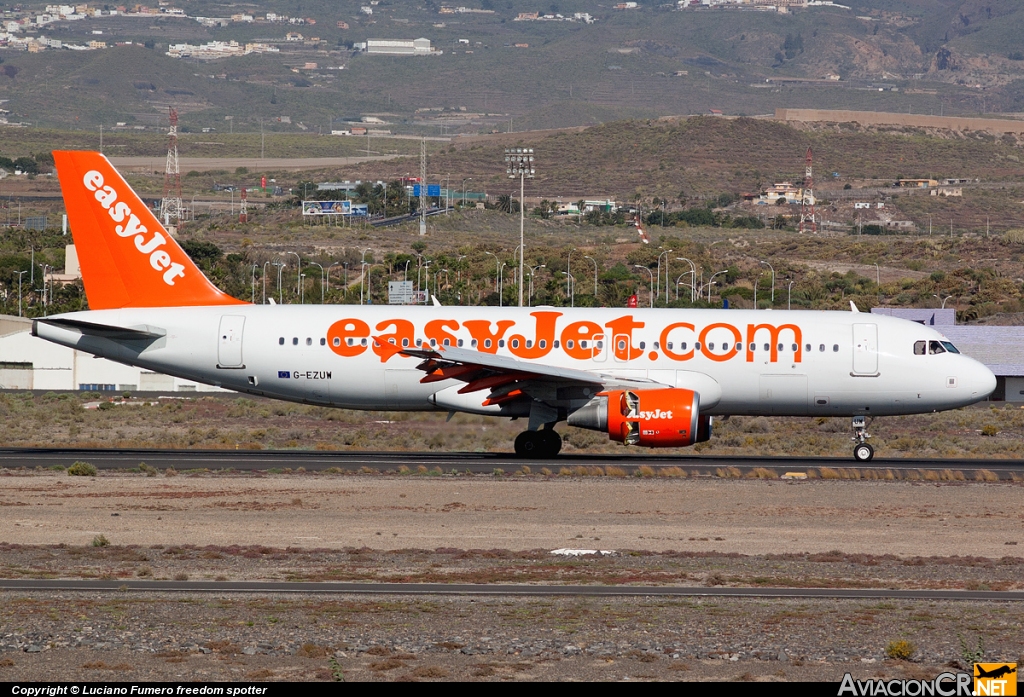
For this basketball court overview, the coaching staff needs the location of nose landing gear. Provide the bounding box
[851,415,873,462]
[513,429,562,458]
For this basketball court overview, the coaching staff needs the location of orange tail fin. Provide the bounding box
[53,150,246,310]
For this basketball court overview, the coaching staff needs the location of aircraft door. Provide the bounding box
[852,323,879,376]
[217,315,245,368]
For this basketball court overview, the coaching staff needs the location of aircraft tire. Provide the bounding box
[539,430,562,458]
[514,431,541,457]
[853,443,874,462]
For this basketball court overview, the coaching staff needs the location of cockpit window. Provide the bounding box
[928,340,946,355]
[941,341,960,354]
[914,340,926,356]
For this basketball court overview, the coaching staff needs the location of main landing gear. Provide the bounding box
[851,415,874,462]
[514,429,562,458]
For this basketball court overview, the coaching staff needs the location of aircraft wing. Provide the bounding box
[375,339,670,409]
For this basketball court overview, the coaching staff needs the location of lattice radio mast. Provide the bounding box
[160,107,185,227]
[799,146,817,234]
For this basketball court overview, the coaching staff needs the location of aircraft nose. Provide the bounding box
[970,360,997,399]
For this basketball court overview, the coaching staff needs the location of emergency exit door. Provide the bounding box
[852,323,878,376]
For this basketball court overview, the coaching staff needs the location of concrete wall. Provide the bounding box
[775,108,1024,135]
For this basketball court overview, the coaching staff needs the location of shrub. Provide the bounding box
[981,425,999,436]
[68,461,97,477]
[91,535,109,547]
[885,639,916,660]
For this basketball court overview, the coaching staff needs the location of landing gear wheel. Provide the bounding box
[539,430,562,458]
[514,430,562,458]
[514,431,541,457]
[853,443,874,462]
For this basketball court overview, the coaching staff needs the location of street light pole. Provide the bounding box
[16,270,27,317]
[676,257,697,302]
[633,265,654,308]
[528,264,545,306]
[484,251,500,292]
[499,262,507,307]
[504,147,535,307]
[760,260,775,303]
[285,252,301,298]
[251,264,259,304]
[583,255,599,298]
[309,262,325,304]
[788,280,795,310]
[275,263,285,305]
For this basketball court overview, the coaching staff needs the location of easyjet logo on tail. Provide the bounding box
[82,169,186,286]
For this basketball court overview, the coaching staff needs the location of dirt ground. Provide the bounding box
[1,473,1022,556]
[1,472,1023,681]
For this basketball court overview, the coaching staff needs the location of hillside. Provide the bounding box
[1,0,1023,132]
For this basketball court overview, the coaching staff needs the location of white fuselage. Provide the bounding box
[35,306,996,417]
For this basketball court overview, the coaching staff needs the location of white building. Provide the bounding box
[366,38,435,55]
[0,315,223,393]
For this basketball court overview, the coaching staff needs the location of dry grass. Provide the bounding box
[658,466,688,478]
[605,466,627,477]
[412,666,450,678]
[745,467,778,480]
[975,469,1001,482]
[369,658,406,672]
[715,467,742,478]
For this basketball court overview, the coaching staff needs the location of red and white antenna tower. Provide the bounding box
[160,107,184,226]
[799,146,817,234]
[239,187,248,224]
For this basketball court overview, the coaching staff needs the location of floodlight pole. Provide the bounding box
[505,147,535,307]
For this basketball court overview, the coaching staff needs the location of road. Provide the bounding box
[0,579,1021,601]
[2,447,1022,476]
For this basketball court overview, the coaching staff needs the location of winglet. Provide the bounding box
[53,150,246,310]
[850,301,860,313]
[372,336,406,362]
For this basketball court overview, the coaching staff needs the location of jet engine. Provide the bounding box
[566,388,712,448]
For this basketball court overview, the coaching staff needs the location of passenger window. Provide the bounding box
[694,342,701,351]
[580,340,588,349]
[511,339,520,349]
[484,339,492,349]
[596,340,603,349]
[929,340,946,355]
[680,342,687,351]
[617,339,626,351]
[792,344,798,351]
[499,340,505,348]
[306,337,312,346]
[430,339,437,347]
[914,340,926,356]
[764,343,769,351]
[415,338,422,347]
[639,341,646,350]
[653,341,660,350]
[708,342,715,351]
[526,340,533,349]
[278,337,284,345]
[833,344,839,352]
[471,339,478,348]
[805,344,811,353]
[819,344,825,352]
[539,340,546,349]
[566,340,574,349]
[333,337,341,347]
[443,339,451,347]
[292,337,298,346]
[402,338,410,347]
[457,339,464,347]
[346,338,354,346]
[320,338,326,346]
[360,338,367,347]
[553,340,560,348]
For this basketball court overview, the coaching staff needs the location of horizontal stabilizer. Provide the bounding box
[34,317,166,341]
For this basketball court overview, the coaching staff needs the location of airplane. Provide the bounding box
[32,151,997,462]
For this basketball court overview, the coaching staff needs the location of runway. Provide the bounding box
[1,579,1022,601]
[2,447,1023,476]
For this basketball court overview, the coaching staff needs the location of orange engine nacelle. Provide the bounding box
[566,388,711,448]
